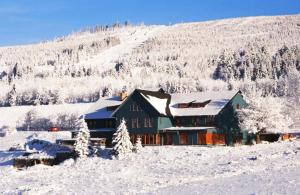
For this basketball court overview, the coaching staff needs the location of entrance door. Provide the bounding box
[163,133,173,145]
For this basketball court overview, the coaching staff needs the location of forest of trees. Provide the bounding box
[0,15,299,128]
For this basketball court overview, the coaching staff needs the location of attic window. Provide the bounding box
[177,100,211,108]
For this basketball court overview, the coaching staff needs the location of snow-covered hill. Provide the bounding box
[0,14,299,127]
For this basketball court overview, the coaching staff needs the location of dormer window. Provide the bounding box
[177,100,211,108]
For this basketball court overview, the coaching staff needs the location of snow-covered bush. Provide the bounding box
[133,137,143,153]
[55,113,79,130]
[17,109,53,131]
[8,143,25,151]
[111,118,133,159]
[238,92,293,134]
[74,118,91,158]
[1,125,17,135]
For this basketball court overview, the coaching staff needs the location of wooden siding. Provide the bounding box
[113,90,161,134]
[215,92,247,145]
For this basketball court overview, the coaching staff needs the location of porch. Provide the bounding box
[129,127,226,146]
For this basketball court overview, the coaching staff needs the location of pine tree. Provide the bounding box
[134,136,143,153]
[111,118,133,159]
[24,109,37,131]
[74,118,91,158]
[7,84,17,106]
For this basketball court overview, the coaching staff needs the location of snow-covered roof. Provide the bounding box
[170,90,239,116]
[84,90,239,119]
[138,89,171,116]
[84,96,122,119]
[140,93,169,115]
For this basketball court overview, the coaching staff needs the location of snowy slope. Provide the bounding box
[77,25,165,71]
[0,14,299,110]
[0,15,299,134]
[0,131,299,194]
[0,103,93,127]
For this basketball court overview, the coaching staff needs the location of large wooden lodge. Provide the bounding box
[81,88,251,146]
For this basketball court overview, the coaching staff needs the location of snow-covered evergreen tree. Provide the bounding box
[74,118,91,158]
[111,118,133,159]
[7,84,17,106]
[133,136,143,153]
[238,92,292,134]
[24,109,37,131]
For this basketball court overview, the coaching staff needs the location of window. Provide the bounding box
[205,116,214,125]
[175,118,180,126]
[139,134,160,145]
[150,134,154,144]
[178,103,189,108]
[196,118,200,126]
[191,117,197,126]
[132,118,139,128]
[163,133,173,145]
[180,133,188,144]
[130,103,142,111]
[144,118,152,127]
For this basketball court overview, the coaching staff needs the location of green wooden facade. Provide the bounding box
[85,89,251,146]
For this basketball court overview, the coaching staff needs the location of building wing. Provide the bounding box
[170,90,239,116]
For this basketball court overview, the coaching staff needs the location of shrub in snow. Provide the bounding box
[133,137,143,153]
[9,143,25,151]
[238,92,293,135]
[111,118,133,159]
[2,125,17,135]
[74,118,91,158]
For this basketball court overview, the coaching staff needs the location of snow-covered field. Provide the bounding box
[0,103,93,127]
[0,131,299,194]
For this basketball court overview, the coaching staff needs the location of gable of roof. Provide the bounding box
[138,89,172,116]
[112,89,172,117]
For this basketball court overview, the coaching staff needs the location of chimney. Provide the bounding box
[119,92,127,101]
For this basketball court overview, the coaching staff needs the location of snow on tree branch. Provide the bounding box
[111,118,133,159]
[238,92,293,134]
[74,118,91,158]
